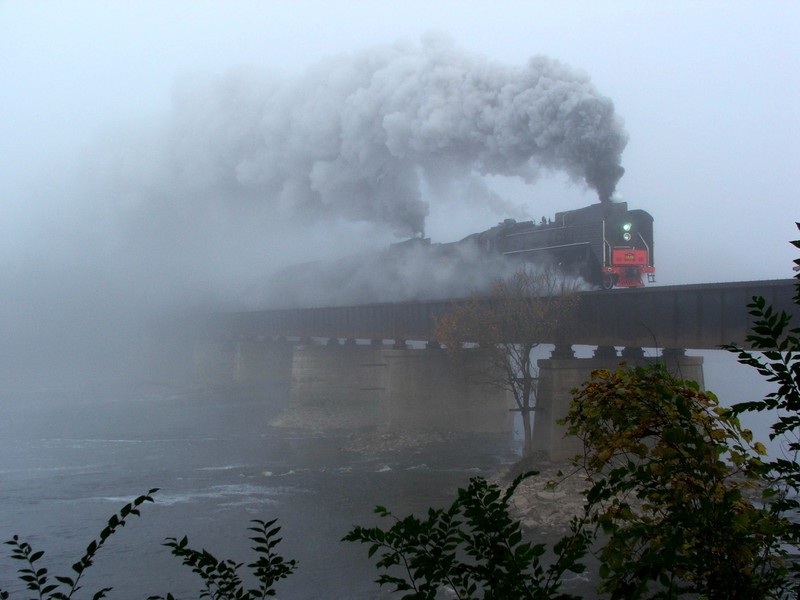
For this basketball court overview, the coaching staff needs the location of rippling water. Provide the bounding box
[0,378,518,598]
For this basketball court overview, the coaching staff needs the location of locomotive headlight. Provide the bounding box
[621,222,633,241]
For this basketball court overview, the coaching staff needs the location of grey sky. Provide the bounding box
[1,0,798,305]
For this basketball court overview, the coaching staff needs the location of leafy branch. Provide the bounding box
[1,488,158,600]
[147,519,297,600]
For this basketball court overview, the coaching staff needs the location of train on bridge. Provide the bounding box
[269,200,655,307]
[422,200,655,289]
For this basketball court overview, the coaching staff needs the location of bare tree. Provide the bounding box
[434,266,580,456]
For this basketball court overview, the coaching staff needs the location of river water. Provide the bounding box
[0,376,520,599]
[1,348,774,598]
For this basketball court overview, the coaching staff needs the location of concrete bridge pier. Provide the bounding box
[659,347,705,388]
[283,343,514,433]
[285,341,387,429]
[379,347,513,433]
[233,337,294,387]
[533,346,705,461]
[190,337,295,387]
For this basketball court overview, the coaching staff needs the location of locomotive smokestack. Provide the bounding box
[590,164,626,203]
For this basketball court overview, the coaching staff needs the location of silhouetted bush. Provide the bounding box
[344,472,591,599]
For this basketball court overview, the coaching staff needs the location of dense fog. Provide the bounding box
[1,4,797,597]
[2,3,798,378]
[0,34,633,375]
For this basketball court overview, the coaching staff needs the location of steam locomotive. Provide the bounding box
[444,201,655,289]
[269,200,655,307]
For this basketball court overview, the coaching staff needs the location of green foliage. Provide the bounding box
[565,366,787,599]
[0,488,157,600]
[343,472,592,599]
[723,227,800,469]
[722,222,800,587]
[724,294,800,444]
[147,518,297,600]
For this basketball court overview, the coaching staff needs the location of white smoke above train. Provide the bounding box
[96,34,626,240]
[1,36,626,370]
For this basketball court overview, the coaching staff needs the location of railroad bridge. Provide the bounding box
[187,279,796,459]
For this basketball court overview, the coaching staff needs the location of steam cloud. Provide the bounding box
[1,36,628,374]
[134,34,627,239]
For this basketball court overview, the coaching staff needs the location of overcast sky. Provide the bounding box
[1,0,798,313]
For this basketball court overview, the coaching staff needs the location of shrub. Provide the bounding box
[344,472,592,600]
[565,365,786,599]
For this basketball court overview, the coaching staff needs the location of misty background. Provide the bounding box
[2,1,799,377]
[0,3,797,596]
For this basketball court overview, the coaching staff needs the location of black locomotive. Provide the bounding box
[269,200,655,307]
[447,201,655,289]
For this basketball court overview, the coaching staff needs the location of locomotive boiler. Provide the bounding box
[448,201,655,289]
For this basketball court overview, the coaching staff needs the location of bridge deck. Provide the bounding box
[213,279,797,350]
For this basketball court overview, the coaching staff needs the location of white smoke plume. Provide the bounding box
[103,34,627,240]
